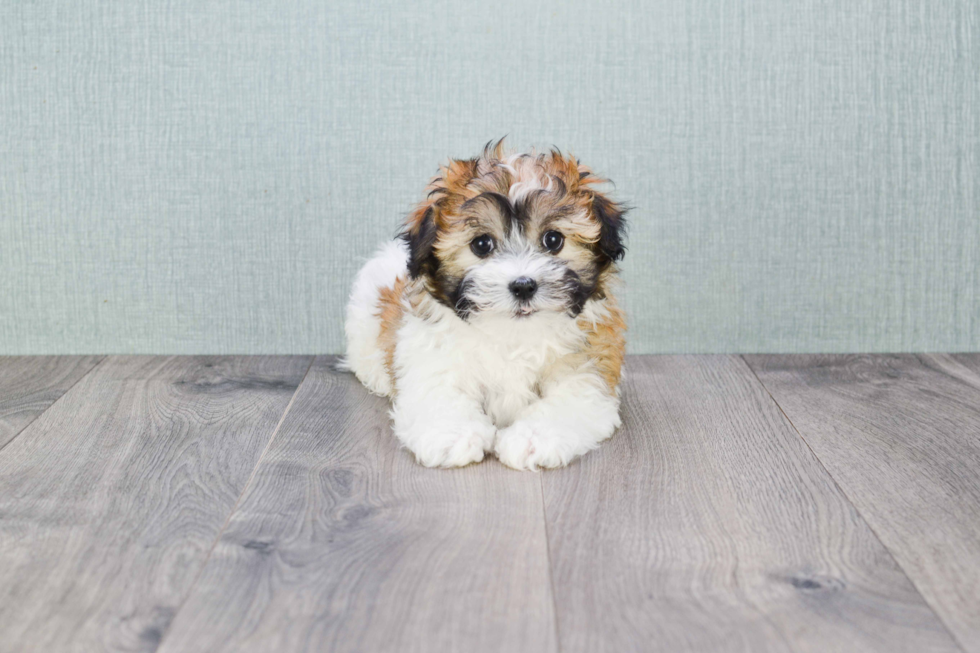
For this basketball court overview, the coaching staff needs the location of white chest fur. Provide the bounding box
[395,305,588,428]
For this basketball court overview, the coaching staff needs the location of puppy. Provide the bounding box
[343,140,627,470]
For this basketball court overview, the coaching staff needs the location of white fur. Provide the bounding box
[503,152,553,203]
[343,240,621,470]
[342,239,409,396]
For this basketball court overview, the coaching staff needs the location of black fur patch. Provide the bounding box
[590,193,628,265]
[563,268,592,317]
[462,192,514,221]
[403,206,439,279]
[449,277,476,320]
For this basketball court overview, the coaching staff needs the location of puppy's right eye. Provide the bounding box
[470,234,495,257]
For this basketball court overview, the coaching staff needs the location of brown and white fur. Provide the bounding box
[343,141,627,470]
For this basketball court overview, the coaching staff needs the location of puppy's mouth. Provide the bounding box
[514,305,537,319]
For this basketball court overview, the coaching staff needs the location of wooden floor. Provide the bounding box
[1,355,978,653]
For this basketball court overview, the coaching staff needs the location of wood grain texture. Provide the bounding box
[951,353,980,379]
[541,355,961,653]
[0,356,103,449]
[745,354,980,653]
[0,355,311,653]
[157,356,557,653]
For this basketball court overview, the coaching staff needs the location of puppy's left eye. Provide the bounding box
[470,234,495,257]
[542,230,564,252]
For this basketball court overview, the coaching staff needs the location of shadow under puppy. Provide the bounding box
[343,140,628,470]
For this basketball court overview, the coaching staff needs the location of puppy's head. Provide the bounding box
[402,140,627,321]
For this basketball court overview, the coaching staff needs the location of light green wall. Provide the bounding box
[2,1,978,354]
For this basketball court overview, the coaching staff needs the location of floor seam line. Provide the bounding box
[739,355,971,653]
[152,355,316,653]
[538,473,563,653]
[0,355,108,456]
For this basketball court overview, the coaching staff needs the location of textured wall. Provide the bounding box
[2,1,978,354]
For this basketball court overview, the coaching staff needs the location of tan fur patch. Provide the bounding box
[376,275,407,383]
[578,297,627,393]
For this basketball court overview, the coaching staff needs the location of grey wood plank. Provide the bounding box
[745,353,980,653]
[0,356,103,449]
[541,355,961,653]
[158,356,557,653]
[0,355,311,653]
[951,353,980,383]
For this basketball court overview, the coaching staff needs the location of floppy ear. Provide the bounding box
[402,202,440,279]
[590,192,628,263]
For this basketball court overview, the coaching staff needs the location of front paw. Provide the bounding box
[495,421,573,471]
[401,421,496,468]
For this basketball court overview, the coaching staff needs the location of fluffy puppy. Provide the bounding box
[343,140,627,470]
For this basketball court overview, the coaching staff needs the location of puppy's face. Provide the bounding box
[404,144,626,321]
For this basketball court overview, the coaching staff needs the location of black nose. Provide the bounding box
[509,277,537,301]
